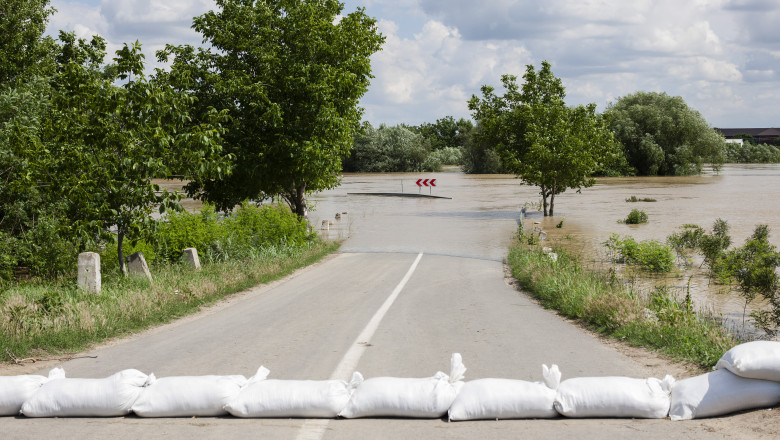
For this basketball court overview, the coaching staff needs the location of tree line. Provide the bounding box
[1,0,383,279]
[346,63,747,216]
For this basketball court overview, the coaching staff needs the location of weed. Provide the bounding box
[625,196,657,202]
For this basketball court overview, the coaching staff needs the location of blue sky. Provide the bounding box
[46,0,780,127]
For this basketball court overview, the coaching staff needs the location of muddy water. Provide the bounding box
[308,164,780,330]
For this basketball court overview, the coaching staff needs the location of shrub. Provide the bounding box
[625,196,656,202]
[623,209,648,224]
[604,234,675,272]
[156,204,223,262]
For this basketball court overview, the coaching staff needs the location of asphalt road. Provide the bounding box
[1,184,775,439]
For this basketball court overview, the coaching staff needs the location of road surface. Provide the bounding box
[1,175,777,439]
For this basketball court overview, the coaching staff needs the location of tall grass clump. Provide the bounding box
[507,245,735,368]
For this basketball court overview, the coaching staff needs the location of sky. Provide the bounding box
[45,0,780,128]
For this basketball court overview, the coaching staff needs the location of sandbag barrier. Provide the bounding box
[2,342,780,420]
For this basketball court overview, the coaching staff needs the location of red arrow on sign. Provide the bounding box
[422,179,430,186]
[430,179,436,187]
[416,179,423,187]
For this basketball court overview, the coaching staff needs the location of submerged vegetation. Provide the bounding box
[507,244,734,369]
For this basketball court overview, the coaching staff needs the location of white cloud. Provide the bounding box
[44,0,780,127]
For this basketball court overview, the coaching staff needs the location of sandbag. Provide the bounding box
[132,373,246,417]
[669,368,780,420]
[715,341,780,382]
[0,368,64,416]
[448,364,560,421]
[340,353,466,418]
[20,369,149,417]
[225,367,360,418]
[554,375,674,418]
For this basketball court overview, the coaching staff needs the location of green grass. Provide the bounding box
[0,241,339,362]
[507,244,735,369]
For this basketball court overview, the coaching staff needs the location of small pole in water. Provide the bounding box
[401,180,404,193]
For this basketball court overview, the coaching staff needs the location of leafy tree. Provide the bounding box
[469,61,621,216]
[417,116,473,151]
[45,33,231,275]
[158,0,384,217]
[343,123,435,172]
[606,92,725,176]
[460,123,504,174]
[725,225,780,334]
[0,0,56,85]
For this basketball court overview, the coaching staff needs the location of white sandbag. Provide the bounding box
[225,367,360,418]
[132,373,246,417]
[669,368,780,420]
[0,368,64,416]
[21,369,149,417]
[448,364,561,421]
[340,353,466,418]
[554,375,674,418]
[715,341,780,382]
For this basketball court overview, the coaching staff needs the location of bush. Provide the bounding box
[156,204,222,263]
[153,202,316,264]
[428,146,462,166]
[604,234,675,272]
[623,209,648,224]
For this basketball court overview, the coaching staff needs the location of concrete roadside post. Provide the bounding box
[77,252,101,294]
[182,248,201,270]
[127,252,153,282]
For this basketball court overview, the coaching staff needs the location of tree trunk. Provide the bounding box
[117,231,127,277]
[541,185,549,216]
[549,191,555,216]
[284,179,308,218]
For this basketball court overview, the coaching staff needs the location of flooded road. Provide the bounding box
[309,164,780,329]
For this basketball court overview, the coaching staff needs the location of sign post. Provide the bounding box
[415,178,437,195]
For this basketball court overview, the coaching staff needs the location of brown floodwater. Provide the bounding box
[160,164,780,335]
[306,164,780,335]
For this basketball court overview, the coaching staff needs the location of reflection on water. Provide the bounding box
[309,165,780,335]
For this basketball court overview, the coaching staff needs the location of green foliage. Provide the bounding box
[625,196,656,202]
[427,146,463,166]
[723,141,780,163]
[0,0,56,85]
[724,225,780,335]
[623,209,648,224]
[416,116,473,151]
[158,0,385,216]
[699,218,732,279]
[606,91,725,176]
[43,33,232,275]
[460,123,505,174]
[343,123,436,172]
[604,234,675,272]
[469,61,623,215]
[507,245,733,368]
[155,202,315,265]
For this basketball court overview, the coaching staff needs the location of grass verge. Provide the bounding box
[1,241,339,363]
[507,244,736,369]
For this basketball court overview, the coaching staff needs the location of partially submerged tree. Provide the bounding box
[159,0,385,217]
[469,61,621,216]
[605,91,725,175]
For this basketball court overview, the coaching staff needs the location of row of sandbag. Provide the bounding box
[2,341,780,420]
